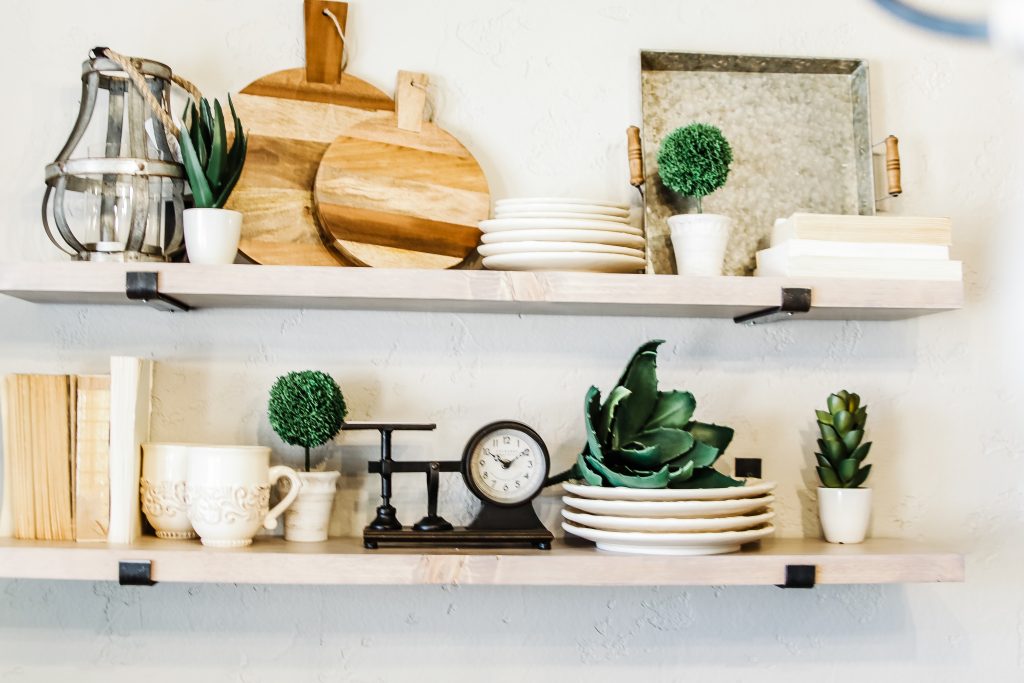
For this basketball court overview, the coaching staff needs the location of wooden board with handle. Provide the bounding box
[313,71,490,269]
[225,0,396,266]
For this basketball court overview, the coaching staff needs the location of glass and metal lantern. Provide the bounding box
[42,48,186,262]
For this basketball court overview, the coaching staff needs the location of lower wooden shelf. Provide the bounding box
[0,537,963,586]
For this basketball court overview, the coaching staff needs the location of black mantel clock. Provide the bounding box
[347,420,553,550]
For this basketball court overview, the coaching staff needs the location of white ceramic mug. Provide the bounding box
[183,208,242,265]
[141,443,197,539]
[668,213,732,276]
[185,445,302,547]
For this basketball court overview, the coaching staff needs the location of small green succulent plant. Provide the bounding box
[814,390,872,488]
[547,340,741,489]
[178,96,248,209]
[268,371,347,472]
[657,122,732,213]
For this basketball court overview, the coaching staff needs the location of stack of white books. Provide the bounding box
[754,213,961,281]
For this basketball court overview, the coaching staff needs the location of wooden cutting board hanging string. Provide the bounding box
[313,70,490,269]
[226,0,397,267]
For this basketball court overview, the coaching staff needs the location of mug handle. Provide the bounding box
[264,465,302,530]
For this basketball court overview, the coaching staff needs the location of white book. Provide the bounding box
[761,240,949,261]
[755,250,962,281]
[107,357,153,545]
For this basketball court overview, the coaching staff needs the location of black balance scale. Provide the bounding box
[344,421,553,550]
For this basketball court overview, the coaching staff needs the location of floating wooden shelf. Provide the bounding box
[0,537,963,586]
[0,262,962,320]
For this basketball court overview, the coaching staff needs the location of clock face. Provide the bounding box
[463,423,549,506]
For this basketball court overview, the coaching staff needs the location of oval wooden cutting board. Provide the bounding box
[313,125,490,269]
[226,67,395,266]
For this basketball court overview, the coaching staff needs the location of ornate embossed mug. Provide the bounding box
[141,443,197,539]
[185,445,302,547]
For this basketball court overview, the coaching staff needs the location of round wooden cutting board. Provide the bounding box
[226,67,395,266]
[313,125,490,269]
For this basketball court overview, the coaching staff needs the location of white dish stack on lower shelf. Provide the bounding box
[479,198,647,273]
[560,480,776,556]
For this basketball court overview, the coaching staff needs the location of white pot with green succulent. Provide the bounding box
[178,96,248,265]
[814,390,873,544]
[657,122,734,276]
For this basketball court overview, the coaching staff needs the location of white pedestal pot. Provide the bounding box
[281,471,340,543]
[818,487,872,544]
[183,208,242,265]
[668,214,732,276]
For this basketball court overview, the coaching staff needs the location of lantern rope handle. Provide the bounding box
[95,47,204,139]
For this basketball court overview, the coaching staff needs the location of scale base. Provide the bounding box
[363,526,553,550]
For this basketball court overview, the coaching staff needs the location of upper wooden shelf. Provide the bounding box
[0,262,962,320]
[0,537,963,586]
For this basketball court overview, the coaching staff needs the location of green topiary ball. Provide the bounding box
[657,123,733,212]
[268,371,347,451]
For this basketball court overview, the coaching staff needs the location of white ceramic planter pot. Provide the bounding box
[668,213,732,276]
[183,208,242,265]
[281,471,340,543]
[818,487,872,544]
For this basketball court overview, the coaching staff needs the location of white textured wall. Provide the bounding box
[2,0,1023,680]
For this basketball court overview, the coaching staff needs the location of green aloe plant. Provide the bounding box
[814,390,872,488]
[547,340,741,489]
[178,96,248,209]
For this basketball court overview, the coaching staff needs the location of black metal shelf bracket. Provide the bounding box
[125,271,190,312]
[734,287,812,325]
[777,564,817,589]
[118,559,155,586]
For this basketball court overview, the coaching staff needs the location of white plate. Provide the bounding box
[493,211,632,224]
[497,197,630,210]
[562,494,775,518]
[480,218,643,236]
[495,202,630,218]
[483,252,646,273]
[562,480,777,501]
[562,521,775,556]
[562,509,775,533]
[481,229,646,249]
[478,241,645,258]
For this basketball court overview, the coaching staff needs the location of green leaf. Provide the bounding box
[582,386,605,462]
[646,390,696,430]
[670,467,743,489]
[847,393,861,413]
[199,98,214,148]
[615,442,662,470]
[585,455,669,488]
[815,453,831,469]
[205,100,228,189]
[615,350,659,441]
[686,421,734,452]
[576,451,605,486]
[819,438,845,465]
[178,129,213,208]
[667,459,695,483]
[815,410,833,426]
[212,127,247,208]
[849,463,872,488]
[817,465,842,488]
[600,385,631,446]
[855,406,868,428]
[819,423,840,442]
[842,429,864,452]
[838,458,859,482]
[686,439,719,468]
[851,442,871,462]
[227,94,246,166]
[833,410,853,435]
[630,427,695,463]
[827,394,846,416]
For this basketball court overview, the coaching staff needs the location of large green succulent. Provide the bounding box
[547,340,741,489]
[178,96,248,209]
[814,390,872,488]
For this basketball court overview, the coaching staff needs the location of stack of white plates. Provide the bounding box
[561,480,776,556]
[479,198,646,273]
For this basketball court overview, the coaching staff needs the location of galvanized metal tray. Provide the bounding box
[640,52,874,275]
